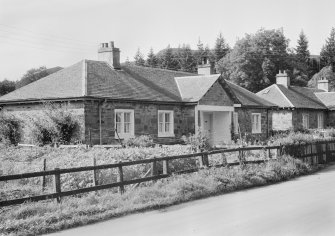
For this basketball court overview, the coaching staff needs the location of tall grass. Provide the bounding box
[0,155,319,236]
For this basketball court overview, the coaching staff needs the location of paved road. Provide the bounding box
[50,165,335,236]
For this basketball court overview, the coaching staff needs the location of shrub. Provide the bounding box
[124,135,154,148]
[182,131,211,152]
[0,113,21,145]
[28,103,81,145]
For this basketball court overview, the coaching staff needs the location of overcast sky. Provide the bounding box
[1,0,335,81]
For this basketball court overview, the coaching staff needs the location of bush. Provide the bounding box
[0,113,21,145]
[182,131,211,152]
[29,103,81,145]
[124,135,154,147]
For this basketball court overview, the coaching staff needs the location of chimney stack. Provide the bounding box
[197,56,214,75]
[98,41,121,69]
[317,77,329,92]
[276,70,290,88]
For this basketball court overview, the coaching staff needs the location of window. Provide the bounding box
[233,112,239,134]
[302,113,309,129]
[114,109,134,139]
[251,113,261,134]
[317,113,324,129]
[158,110,174,137]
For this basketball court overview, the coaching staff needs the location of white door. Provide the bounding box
[202,112,213,145]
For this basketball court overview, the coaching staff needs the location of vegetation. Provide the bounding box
[0,113,22,145]
[123,135,154,148]
[321,27,335,70]
[0,79,16,96]
[0,154,318,236]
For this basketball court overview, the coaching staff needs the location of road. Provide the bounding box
[50,164,335,236]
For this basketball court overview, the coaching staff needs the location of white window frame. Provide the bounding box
[251,113,261,134]
[114,109,135,139]
[302,113,309,129]
[317,113,324,129]
[158,110,174,137]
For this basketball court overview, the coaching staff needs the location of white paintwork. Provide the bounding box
[272,111,293,131]
[200,110,232,146]
[197,105,234,112]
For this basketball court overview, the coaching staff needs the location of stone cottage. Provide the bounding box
[0,41,275,146]
[257,71,328,132]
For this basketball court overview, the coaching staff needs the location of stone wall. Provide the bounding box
[327,111,335,127]
[292,109,326,130]
[84,100,195,144]
[1,102,85,143]
[235,107,270,142]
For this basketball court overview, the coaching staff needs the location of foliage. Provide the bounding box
[124,135,154,148]
[146,48,158,67]
[320,27,335,70]
[134,48,145,66]
[216,28,290,92]
[28,103,81,145]
[182,131,211,151]
[308,65,335,91]
[214,32,230,62]
[0,79,16,96]
[0,154,318,236]
[158,45,180,70]
[295,31,310,64]
[269,130,333,146]
[176,44,197,72]
[0,113,21,145]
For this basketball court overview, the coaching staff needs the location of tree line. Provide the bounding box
[134,28,335,92]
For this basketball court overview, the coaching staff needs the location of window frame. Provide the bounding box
[302,113,310,129]
[317,113,324,129]
[158,110,174,137]
[114,109,135,139]
[251,113,261,134]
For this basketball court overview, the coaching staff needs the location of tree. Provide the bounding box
[16,66,49,89]
[0,79,16,96]
[146,48,158,67]
[321,27,335,71]
[308,66,335,91]
[216,29,290,92]
[176,44,197,72]
[296,31,310,63]
[134,48,145,66]
[195,38,205,65]
[158,45,180,70]
[214,33,230,62]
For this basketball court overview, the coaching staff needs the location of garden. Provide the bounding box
[0,105,335,235]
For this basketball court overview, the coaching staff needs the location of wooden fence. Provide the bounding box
[1,140,335,207]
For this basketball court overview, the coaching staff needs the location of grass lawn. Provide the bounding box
[0,155,325,236]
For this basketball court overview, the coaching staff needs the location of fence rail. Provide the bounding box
[1,141,335,207]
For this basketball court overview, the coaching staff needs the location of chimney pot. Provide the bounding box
[98,41,121,69]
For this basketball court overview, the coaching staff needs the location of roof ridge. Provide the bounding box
[122,63,195,75]
[288,86,327,108]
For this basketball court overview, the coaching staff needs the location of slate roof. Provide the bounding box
[315,92,335,110]
[225,80,276,107]
[0,60,194,103]
[257,84,327,110]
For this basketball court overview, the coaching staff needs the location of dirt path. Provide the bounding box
[50,164,335,236]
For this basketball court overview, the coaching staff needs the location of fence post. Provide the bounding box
[92,157,98,186]
[117,161,124,194]
[54,168,61,203]
[42,159,46,192]
[151,158,158,176]
[268,148,271,159]
[202,152,209,167]
[238,148,245,166]
[89,129,92,147]
[326,142,329,163]
[163,160,169,175]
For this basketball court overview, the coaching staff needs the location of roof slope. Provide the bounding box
[225,80,276,107]
[257,84,327,109]
[315,92,335,110]
[175,75,219,102]
[0,61,84,101]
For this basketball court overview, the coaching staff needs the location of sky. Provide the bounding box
[1,0,335,81]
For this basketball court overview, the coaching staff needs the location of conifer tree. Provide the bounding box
[146,48,158,67]
[134,48,145,66]
[296,31,310,63]
[177,44,197,72]
[214,33,230,62]
[321,27,335,70]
